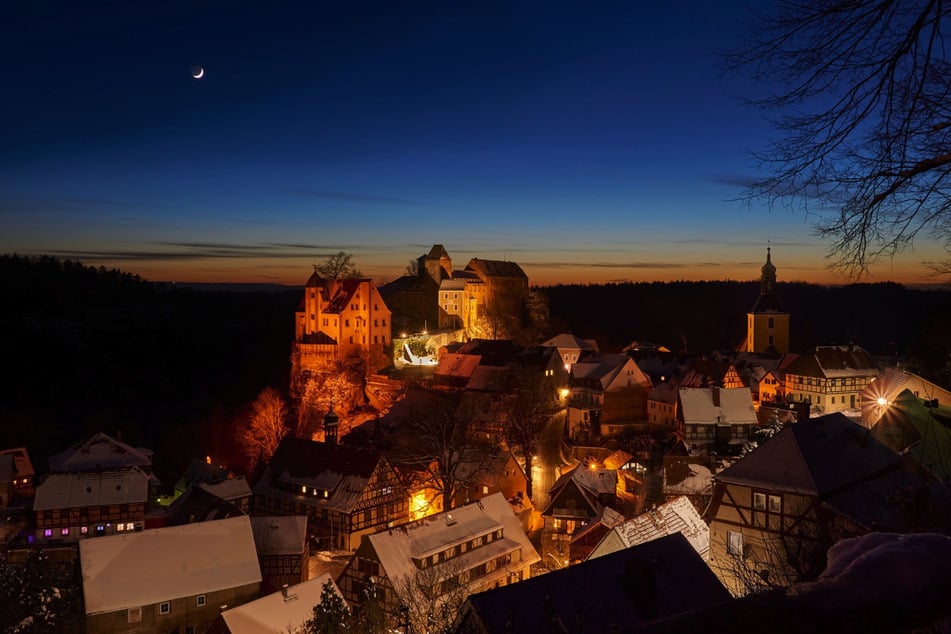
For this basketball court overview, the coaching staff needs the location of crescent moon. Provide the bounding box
[192,67,204,79]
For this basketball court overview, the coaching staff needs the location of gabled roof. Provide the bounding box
[715,412,901,496]
[34,468,149,510]
[434,352,482,380]
[571,353,643,390]
[221,574,343,634]
[323,278,366,314]
[254,437,384,513]
[251,515,308,556]
[784,345,878,379]
[544,465,617,517]
[363,493,538,586]
[663,457,715,497]
[0,447,34,479]
[541,333,599,352]
[465,365,511,392]
[679,387,756,425]
[591,496,709,560]
[460,533,730,634]
[80,515,261,615]
[465,258,528,280]
[197,476,251,502]
[48,432,152,472]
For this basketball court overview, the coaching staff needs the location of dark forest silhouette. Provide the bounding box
[2,255,949,483]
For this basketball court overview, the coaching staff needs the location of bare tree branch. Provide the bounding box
[725,0,951,277]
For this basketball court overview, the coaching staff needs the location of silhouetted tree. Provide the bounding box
[317,251,362,280]
[726,1,951,277]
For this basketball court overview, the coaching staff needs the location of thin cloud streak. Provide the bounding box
[288,188,419,206]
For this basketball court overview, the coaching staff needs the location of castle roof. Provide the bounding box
[465,258,527,280]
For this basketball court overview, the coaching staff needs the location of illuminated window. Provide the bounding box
[60,528,69,536]
[753,493,766,510]
[117,523,125,532]
[81,526,89,535]
[727,531,744,557]
[44,529,52,538]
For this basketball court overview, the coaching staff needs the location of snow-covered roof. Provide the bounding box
[591,496,709,560]
[784,345,878,380]
[197,476,251,502]
[434,352,482,379]
[251,516,308,556]
[34,468,149,510]
[664,461,713,496]
[715,412,900,496]
[221,574,343,634]
[48,432,152,472]
[679,387,756,425]
[365,492,538,586]
[80,515,261,615]
[541,333,599,352]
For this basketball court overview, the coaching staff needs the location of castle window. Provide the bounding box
[349,336,353,344]
[374,336,378,344]
[382,319,387,326]
[383,335,387,343]
[374,319,378,327]
[768,317,774,328]
[345,319,350,327]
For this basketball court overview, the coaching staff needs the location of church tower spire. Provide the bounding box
[745,247,790,354]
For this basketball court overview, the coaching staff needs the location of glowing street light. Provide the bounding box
[877,397,888,406]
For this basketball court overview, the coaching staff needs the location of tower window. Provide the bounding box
[768,317,774,328]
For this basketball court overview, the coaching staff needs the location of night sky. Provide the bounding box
[2,1,943,286]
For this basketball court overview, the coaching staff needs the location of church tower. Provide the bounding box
[746,247,790,354]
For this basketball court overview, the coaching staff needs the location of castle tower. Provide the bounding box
[746,247,790,354]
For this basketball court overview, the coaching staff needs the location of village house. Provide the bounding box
[679,386,757,455]
[863,388,951,481]
[782,344,879,413]
[33,433,155,543]
[0,447,35,502]
[705,412,936,596]
[336,492,539,620]
[565,353,653,442]
[542,463,619,538]
[250,515,309,594]
[647,382,679,432]
[540,332,599,371]
[252,435,407,551]
[80,515,261,634]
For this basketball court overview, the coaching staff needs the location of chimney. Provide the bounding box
[281,584,289,599]
[712,386,720,408]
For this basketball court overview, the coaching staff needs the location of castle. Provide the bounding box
[290,270,393,391]
[381,244,529,341]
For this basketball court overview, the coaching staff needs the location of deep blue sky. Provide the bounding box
[1,1,940,285]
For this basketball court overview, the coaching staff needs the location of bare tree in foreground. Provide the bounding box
[725,1,951,277]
